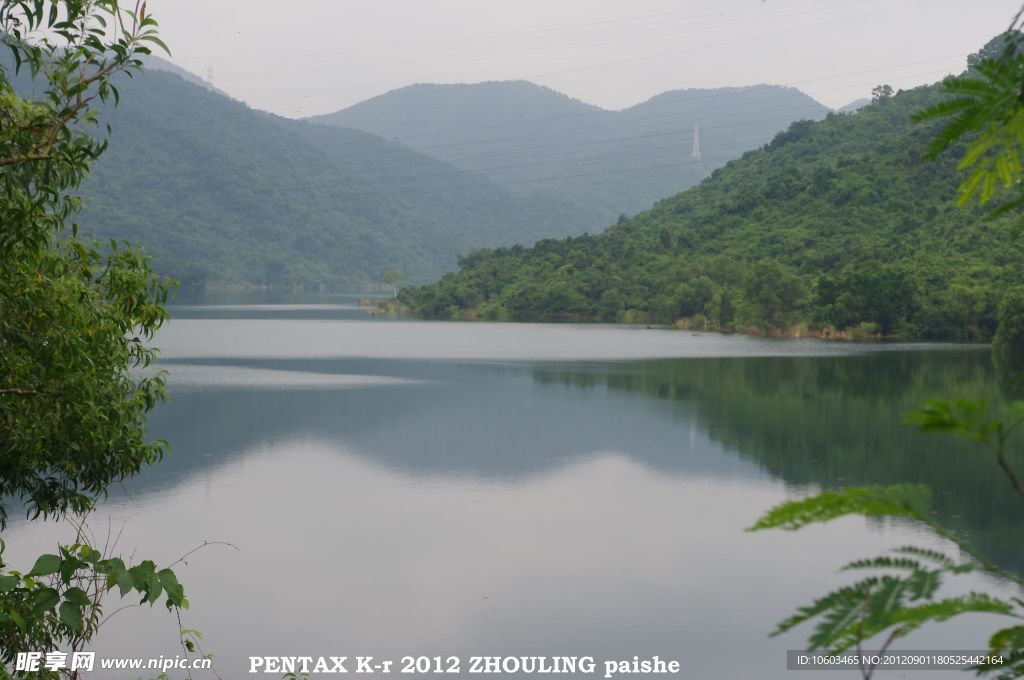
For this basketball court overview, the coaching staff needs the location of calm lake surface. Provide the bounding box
[7,293,1021,678]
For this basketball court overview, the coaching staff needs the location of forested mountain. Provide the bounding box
[8,62,598,289]
[309,81,831,222]
[401,82,1024,341]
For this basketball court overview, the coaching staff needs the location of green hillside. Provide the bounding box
[309,81,830,224]
[6,64,598,289]
[401,81,1024,341]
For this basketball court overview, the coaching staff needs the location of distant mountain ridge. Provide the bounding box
[309,80,831,223]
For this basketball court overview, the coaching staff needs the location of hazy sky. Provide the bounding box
[152,0,1020,118]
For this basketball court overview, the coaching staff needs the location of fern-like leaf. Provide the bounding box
[842,556,922,572]
[891,592,1015,626]
[890,545,963,569]
[905,568,941,600]
[829,593,1015,653]
[749,484,931,531]
[917,54,1024,204]
[771,577,879,637]
[913,96,983,123]
[809,589,873,651]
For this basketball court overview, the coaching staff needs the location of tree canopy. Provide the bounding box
[0,0,170,524]
[0,1,190,672]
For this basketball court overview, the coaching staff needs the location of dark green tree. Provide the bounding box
[0,1,195,675]
[743,260,805,330]
[871,84,894,102]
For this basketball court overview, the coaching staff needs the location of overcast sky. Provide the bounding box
[151,0,1020,118]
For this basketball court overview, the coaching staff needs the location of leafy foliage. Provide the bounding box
[906,398,1024,499]
[0,0,173,528]
[1,239,169,525]
[749,399,1024,678]
[0,541,187,669]
[914,33,1024,210]
[751,487,1022,674]
[0,1,194,675]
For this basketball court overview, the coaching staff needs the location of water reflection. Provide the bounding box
[5,306,1015,678]
[11,442,984,680]
[136,348,1020,574]
[531,352,1024,574]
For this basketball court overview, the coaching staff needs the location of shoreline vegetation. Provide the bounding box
[358,297,974,342]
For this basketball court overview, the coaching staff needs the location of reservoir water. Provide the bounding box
[6,294,1020,678]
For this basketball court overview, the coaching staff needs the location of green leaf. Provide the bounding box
[128,560,156,591]
[144,570,162,604]
[58,601,83,633]
[158,568,184,607]
[27,553,61,576]
[116,568,133,596]
[138,34,170,55]
[8,608,25,631]
[0,575,19,592]
[63,586,91,607]
[60,556,82,583]
[31,586,60,613]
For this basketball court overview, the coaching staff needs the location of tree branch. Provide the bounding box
[996,448,1024,499]
[0,387,39,395]
[0,153,52,167]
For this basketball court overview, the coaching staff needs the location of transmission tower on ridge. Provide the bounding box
[691,124,701,161]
